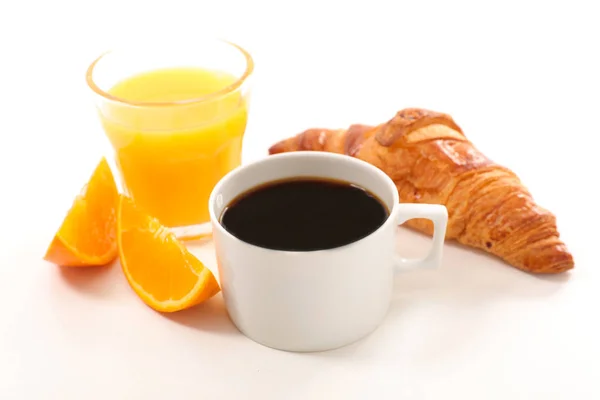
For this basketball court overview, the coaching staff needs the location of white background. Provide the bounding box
[1,0,599,399]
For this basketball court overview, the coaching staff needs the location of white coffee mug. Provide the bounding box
[209,152,448,352]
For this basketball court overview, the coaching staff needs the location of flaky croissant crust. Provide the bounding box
[269,108,574,274]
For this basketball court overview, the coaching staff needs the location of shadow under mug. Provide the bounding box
[209,152,448,352]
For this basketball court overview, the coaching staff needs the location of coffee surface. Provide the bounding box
[220,178,389,251]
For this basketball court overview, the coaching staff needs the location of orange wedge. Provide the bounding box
[44,157,118,267]
[117,195,220,312]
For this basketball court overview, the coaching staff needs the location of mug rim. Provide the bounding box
[208,152,400,254]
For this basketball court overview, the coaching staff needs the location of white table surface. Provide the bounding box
[1,0,599,399]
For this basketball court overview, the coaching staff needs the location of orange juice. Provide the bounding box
[99,67,248,228]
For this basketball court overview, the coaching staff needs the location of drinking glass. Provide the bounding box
[86,38,253,239]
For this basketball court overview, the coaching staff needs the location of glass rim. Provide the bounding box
[85,38,254,107]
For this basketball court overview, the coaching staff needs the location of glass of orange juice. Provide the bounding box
[86,39,253,239]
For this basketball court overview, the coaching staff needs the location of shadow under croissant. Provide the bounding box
[310,228,572,360]
[393,226,571,299]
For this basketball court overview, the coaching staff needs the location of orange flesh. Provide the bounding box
[117,196,220,312]
[44,158,118,266]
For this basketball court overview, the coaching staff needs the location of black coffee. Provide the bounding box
[220,178,389,251]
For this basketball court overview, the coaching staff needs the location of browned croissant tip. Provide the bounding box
[268,128,343,155]
[268,140,287,155]
[529,260,574,274]
[545,261,575,274]
[528,244,575,274]
[268,130,308,155]
[375,108,464,146]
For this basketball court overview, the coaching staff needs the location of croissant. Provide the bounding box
[268,108,574,274]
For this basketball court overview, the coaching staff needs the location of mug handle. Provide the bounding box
[394,204,448,271]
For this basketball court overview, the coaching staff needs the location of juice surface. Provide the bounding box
[100,67,248,227]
